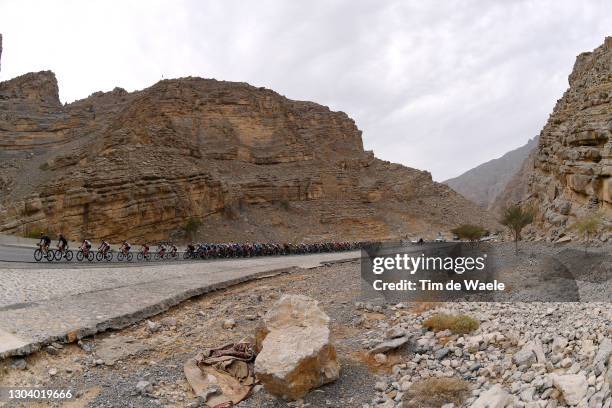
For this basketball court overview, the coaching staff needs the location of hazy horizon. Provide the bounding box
[0,0,610,180]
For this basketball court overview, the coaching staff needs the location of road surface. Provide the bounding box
[0,248,361,358]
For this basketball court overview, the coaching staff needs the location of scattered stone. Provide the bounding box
[370,336,411,354]
[136,380,152,395]
[255,294,340,400]
[48,368,58,377]
[222,319,236,329]
[373,353,387,364]
[146,320,160,333]
[11,358,27,370]
[470,384,511,408]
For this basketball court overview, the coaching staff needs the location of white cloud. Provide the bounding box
[0,0,610,180]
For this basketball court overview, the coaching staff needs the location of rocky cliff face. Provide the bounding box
[0,52,498,242]
[520,38,612,240]
[444,137,538,209]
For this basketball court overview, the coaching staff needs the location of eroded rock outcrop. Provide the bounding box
[0,62,498,241]
[254,294,339,400]
[518,37,612,240]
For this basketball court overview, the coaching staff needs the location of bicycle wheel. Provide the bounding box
[137,252,144,261]
[65,250,73,261]
[127,253,133,262]
[34,249,43,262]
[54,250,62,261]
[86,251,93,261]
[96,252,103,261]
[105,251,113,261]
[46,250,55,262]
[117,252,125,261]
[76,251,84,261]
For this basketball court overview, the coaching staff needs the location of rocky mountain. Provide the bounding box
[505,38,612,241]
[444,137,538,209]
[0,46,498,243]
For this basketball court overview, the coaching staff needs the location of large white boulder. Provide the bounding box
[552,373,588,405]
[254,294,340,400]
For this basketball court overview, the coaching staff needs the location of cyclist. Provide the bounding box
[39,233,51,253]
[141,242,150,257]
[120,240,131,255]
[81,239,92,255]
[186,243,195,255]
[58,234,68,252]
[98,240,111,256]
[169,243,178,257]
[157,242,166,258]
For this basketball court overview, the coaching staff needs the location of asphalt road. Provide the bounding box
[0,244,361,269]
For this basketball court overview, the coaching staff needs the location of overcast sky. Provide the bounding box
[0,1,610,180]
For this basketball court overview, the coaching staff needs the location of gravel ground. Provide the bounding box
[0,242,609,408]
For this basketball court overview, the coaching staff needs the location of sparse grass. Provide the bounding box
[402,377,471,408]
[422,313,479,335]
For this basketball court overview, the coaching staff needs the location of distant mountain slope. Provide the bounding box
[443,137,538,209]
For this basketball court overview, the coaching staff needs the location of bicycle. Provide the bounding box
[137,248,151,261]
[117,250,133,262]
[95,249,113,262]
[34,243,53,262]
[53,246,74,262]
[76,248,94,262]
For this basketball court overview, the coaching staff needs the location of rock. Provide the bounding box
[160,317,178,327]
[386,326,407,339]
[48,368,58,376]
[470,384,511,408]
[254,294,340,400]
[435,347,451,360]
[500,38,612,238]
[552,374,588,405]
[513,345,537,367]
[370,336,411,354]
[552,336,569,354]
[146,320,160,333]
[11,358,27,370]
[45,345,60,355]
[373,353,387,364]
[594,338,612,366]
[0,49,499,243]
[222,319,236,329]
[136,380,152,395]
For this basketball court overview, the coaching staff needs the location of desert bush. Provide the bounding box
[451,224,486,242]
[402,377,471,408]
[500,204,534,254]
[422,313,479,334]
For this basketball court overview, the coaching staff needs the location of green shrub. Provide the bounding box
[451,224,486,241]
[422,313,479,334]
